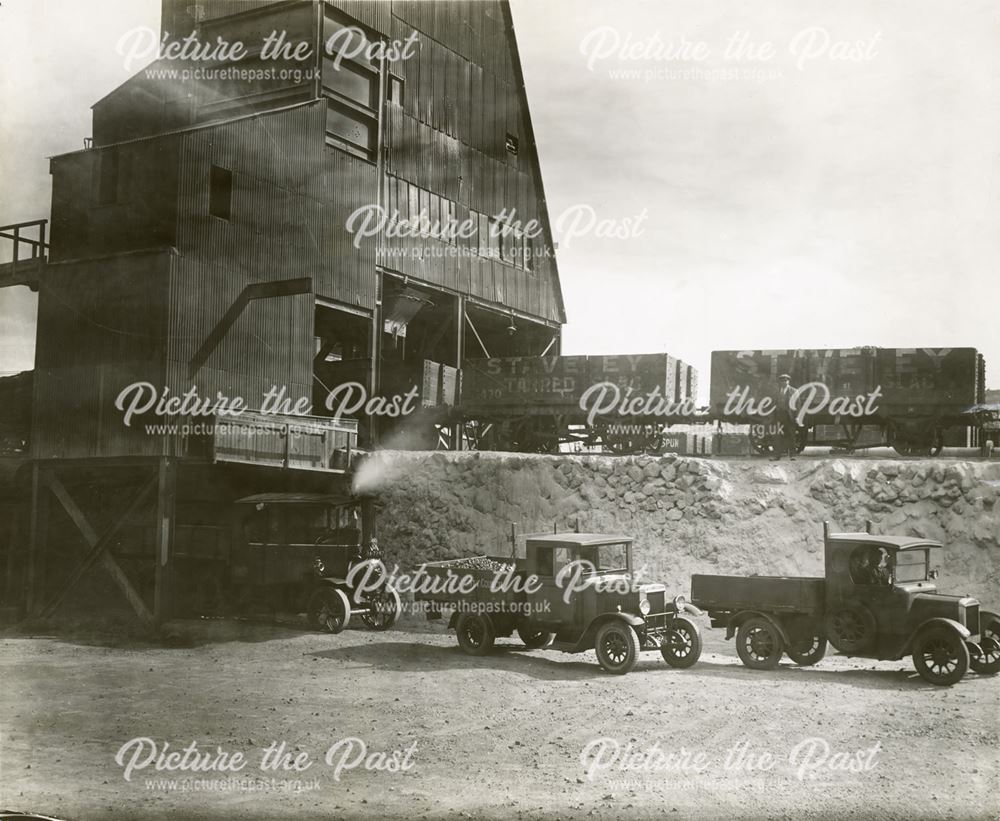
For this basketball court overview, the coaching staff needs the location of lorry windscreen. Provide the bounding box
[893,548,929,583]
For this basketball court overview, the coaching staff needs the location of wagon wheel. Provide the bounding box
[889,423,943,457]
[748,425,775,456]
[825,606,876,654]
[912,625,969,686]
[511,418,560,453]
[599,425,664,455]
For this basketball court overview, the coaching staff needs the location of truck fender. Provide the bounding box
[673,596,703,618]
[725,610,791,647]
[448,611,459,630]
[577,612,645,652]
[900,617,971,657]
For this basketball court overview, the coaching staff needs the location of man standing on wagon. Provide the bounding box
[770,373,797,460]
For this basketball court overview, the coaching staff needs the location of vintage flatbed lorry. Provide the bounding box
[416,533,703,675]
[691,523,1000,685]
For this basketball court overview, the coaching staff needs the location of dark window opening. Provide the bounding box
[98,152,119,205]
[505,133,519,155]
[209,165,232,220]
[388,75,403,104]
[322,8,381,162]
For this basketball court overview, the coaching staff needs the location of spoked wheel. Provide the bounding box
[825,606,876,654]
[517,624,555,649]
[912,626,969,686]
[455,613,496,656]
[594,622,640,675]
[307,587,351,634]
[969,612,1000,675]
[786,635,828,666]
[659,616,703,669]
[736,617,784,670]
[361,585,402,631]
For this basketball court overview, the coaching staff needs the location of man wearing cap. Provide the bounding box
[771,373,797,460]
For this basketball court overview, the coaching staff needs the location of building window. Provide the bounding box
[388,75,403,104]
[98,152,119,205]
[209,165,232,220]
[322,10,380,162]
[505,133,519,155]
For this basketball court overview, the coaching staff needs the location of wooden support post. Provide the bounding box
[453,296,466,451]
[26,463,45,615]
[153,459,177,626]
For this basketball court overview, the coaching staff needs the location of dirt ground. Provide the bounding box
[1,615,997,821]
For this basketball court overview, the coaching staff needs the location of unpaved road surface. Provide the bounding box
[1,618,997,820]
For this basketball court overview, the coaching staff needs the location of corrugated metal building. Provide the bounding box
[3,0,565,623]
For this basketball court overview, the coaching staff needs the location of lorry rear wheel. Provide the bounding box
[736,617,784,670]
[969,612,1000,675]
[517,625,554,649]
[456,613,496,656]
[786,635,827,666]
[912,625,969,686]
[595,622,640,675]
[659,616,702,669]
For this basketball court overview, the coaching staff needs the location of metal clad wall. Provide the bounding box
[49,140,180,263]
[32,251,172,459]
[170,103,323,413]
[320,147,378,309]
[385,0,563,324]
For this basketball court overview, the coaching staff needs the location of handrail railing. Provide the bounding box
[0,219,48,266]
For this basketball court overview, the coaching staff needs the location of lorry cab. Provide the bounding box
[522,534,638,636]
[823,528,981,661]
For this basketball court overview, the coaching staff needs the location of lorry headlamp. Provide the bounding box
[639,598,651,615]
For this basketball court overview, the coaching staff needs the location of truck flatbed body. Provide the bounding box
[691,574,825,615]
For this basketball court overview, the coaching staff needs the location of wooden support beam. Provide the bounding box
[188,277,312,377]
[44,472,155,627]
[38,475,157,620]
[153,459,177,625]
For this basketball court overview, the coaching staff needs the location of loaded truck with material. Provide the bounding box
[416,532,703,675]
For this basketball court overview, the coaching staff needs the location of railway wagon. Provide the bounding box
[458,353,699,453]
[710,348,985,456]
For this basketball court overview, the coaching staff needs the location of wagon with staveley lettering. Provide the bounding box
[415,532,703,674]
[709,347,987,456]
[690,522,1000,686]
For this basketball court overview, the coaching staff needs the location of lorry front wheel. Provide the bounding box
[736,617,784,670]
[456,613,496,656]
[595,622,640,675]
[969,612,1000,675]
[660,616,702,668]
[912,625,969,686]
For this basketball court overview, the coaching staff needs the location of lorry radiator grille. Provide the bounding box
[965,604,980,635]
[647,590,666,613]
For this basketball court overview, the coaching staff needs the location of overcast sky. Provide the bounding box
[1,0,998,389]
